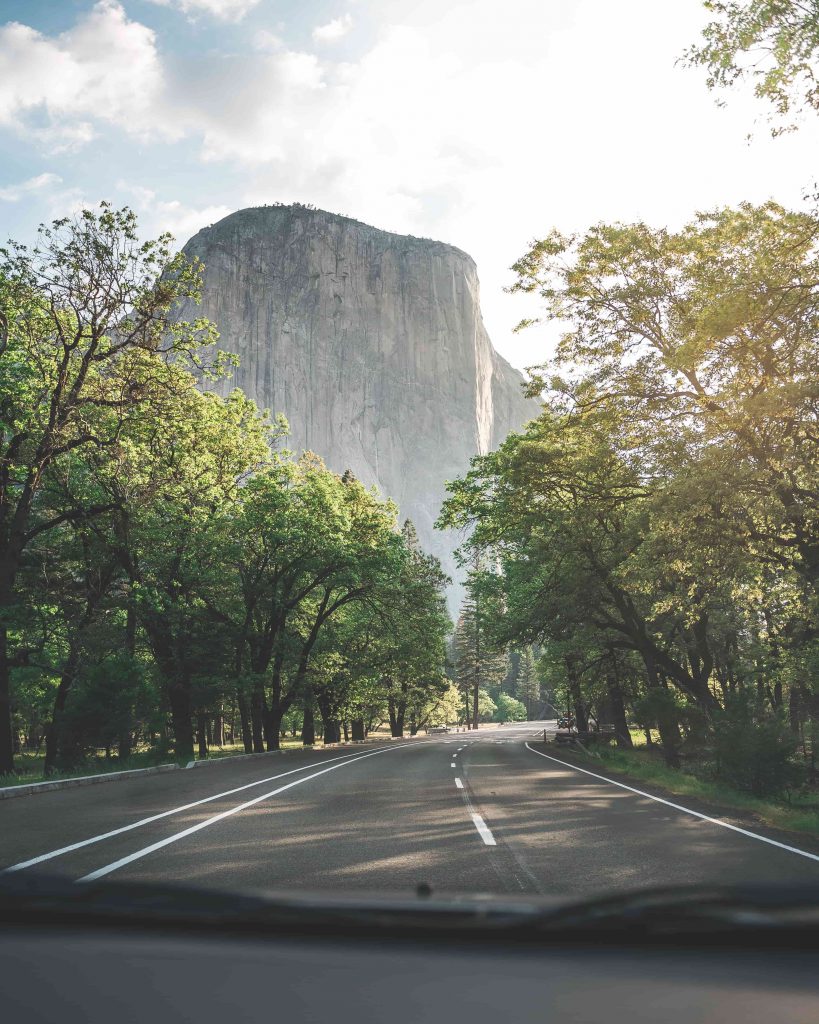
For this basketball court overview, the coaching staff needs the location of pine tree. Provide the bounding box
[517,647,540,719]
[454,595,506,728]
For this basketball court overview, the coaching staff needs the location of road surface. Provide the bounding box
[2,723,818,897]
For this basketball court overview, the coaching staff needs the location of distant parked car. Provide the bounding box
[557,716,574,730]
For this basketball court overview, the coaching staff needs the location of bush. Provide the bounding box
[712,694,802,798]
[494,693,527,723]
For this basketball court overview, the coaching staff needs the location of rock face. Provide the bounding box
[180,205,537,611]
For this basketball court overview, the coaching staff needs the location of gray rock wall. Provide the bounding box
[180,205,538,614]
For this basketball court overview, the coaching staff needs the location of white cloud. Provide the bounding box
[312,13,353,43]
[0,172,61,201]
[146,0,260,20]
[117,183,232,243]
[0,1,168,147]
[3,0,819,371]
[253,29,285,53]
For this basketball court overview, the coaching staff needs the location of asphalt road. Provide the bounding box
[2,722,819,898]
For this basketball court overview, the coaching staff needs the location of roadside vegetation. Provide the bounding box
[571,733,819,840]
[440,197,819,828]
[441,3,819,834]
[0,206,456,780]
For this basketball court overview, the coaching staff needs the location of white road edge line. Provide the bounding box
[454,777,464,790]
[471,812,496,846]
[3,747,392,874]
[524,743,819,864]
[78,745,399,883]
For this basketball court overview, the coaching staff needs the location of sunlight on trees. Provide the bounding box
[0,206,451,776]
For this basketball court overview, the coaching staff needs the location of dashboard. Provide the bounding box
[3,921,818,1023]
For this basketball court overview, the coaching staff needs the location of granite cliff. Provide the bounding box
[180,205,537,610]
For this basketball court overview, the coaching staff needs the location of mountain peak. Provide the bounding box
[180,207,537,609]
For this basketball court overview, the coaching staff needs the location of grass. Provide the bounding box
[569,739,819,840]
[1,747,178,788]
[1,729,399,788]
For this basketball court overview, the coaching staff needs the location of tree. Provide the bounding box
[453,553,507,729]
[440,200,819,783]
[517,647,539,718]
[417,681,462,729]
[0,204,218,774]
[91,379,273,762]
[511,203,819,597]
[685,1,819,134]
[494,693,526,723]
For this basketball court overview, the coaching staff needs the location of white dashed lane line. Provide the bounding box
[471,812,497,846]
[455,777,464,790]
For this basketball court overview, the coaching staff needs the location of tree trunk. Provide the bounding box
[302,703,315,746]
[0,620,15,775]
[605,662,633,749]
[386,692,405,741]
[643,653,681,768]
[237,689,252,753]
[250,686,265,754]
[316,693,340,744]
[118,731,132,762]
[197,713,208,759]
[566,658,588,732]
[351,719,365,741]
[388,695,405,738]
[265,707,283,751]
[44,636,87,775]
[169,683,194,762]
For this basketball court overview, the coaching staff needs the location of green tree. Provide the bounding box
[494,693,527,723]
[517,647,539,718]
[510,203,819,598]
[0,204,218,774]
[95,380,273,761]
[453,555,507,729]
[685,1,819,133]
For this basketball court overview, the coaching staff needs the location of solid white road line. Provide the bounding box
[525,743,819,865]
[4,747,392,874]
[470,812,497,846]
[78,746,399,883]
[455,777,464,790]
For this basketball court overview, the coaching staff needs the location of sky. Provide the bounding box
[0,0,817,371]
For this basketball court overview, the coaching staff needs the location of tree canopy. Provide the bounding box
[1,206,451,776]
[441,201,819,791]
[685,1,819,133]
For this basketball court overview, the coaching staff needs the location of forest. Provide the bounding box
[0,206,457,779]
[442,199,819,801]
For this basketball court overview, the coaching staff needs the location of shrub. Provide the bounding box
[712,693,802,798]
[494,693,527,723]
